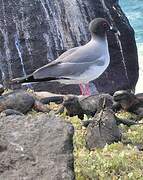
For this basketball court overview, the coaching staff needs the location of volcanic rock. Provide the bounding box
[0,90,50,114]
[0,0,138,94]
[0,114,75,180]
[86,108,122,149]
[113,90,143,118]
[63,94,114,119]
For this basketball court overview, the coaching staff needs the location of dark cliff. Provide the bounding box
[0,0,138,94]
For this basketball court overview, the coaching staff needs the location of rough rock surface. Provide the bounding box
[0,0,138,93]
[0,109,24,116]
[0,114,75,180]
[0,84,4,95]
[0,90,50,114]
[40,95,64,104]
[86,109,122,149]
[63,94,113,119]
[113,90,143,118]
[85,96,122,149]
[0,90,35,114]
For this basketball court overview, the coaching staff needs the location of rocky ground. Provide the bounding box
[0,85,143,179]
[0,113,74,180]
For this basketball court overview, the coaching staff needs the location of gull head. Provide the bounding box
[89,18,117,37]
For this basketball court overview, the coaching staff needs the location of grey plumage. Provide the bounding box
[12,18,117,85]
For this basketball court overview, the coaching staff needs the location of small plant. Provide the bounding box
[66,114,143,179]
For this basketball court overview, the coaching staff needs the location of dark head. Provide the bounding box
[63,95,84,119]
[113,90,135,102]
[89,18,117,38]
[113,90,137,110]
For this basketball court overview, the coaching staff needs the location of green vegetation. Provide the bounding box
[65,113,143,180]
[28,103,143,179]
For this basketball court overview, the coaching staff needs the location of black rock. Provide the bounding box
[0,114,75,179]
[0,84,4,95]
[1,109,24,116]
[116,118,141,127]
[136,93,143,101]
[63,94,114,119]
[82,120,94,128]
[113,90,143,118]
[86,109,122,149]
[40,96,64,104]
[0,90,50,114]
[0,90,35,114]
[0,0,138,94]
[113,90,137,110]
[63,95,85,119]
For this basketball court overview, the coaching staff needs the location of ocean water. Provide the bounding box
[120,0,143,93]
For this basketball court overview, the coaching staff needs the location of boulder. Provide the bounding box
[86,109,122,149]
[0,0,138,93]
[63,94,114,119]
[113,90,143,118]
[0,114,75,180]
[85,96,122,149]
[0,90,50,114]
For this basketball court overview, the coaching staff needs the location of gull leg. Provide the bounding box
[79,84,85,95]
[79,84,91,96]
[85,83,91,96]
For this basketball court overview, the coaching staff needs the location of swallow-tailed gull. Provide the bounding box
[12,18,117,95]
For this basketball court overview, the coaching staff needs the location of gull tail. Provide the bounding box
[12,75,37,83]
[11,74,71,84]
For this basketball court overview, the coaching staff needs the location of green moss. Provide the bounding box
[116,111,138,120]
[123,125,143,144]
[65,114,143,180]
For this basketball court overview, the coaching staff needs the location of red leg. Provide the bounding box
[79,83,91,96]
[85,83,91,96]
[79,84,85,95]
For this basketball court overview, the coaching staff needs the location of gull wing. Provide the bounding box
[33,57,105,79]
[43,47,79,67]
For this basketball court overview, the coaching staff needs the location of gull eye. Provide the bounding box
[103,22,107,27]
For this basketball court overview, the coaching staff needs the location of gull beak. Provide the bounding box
[110,26,121,35]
